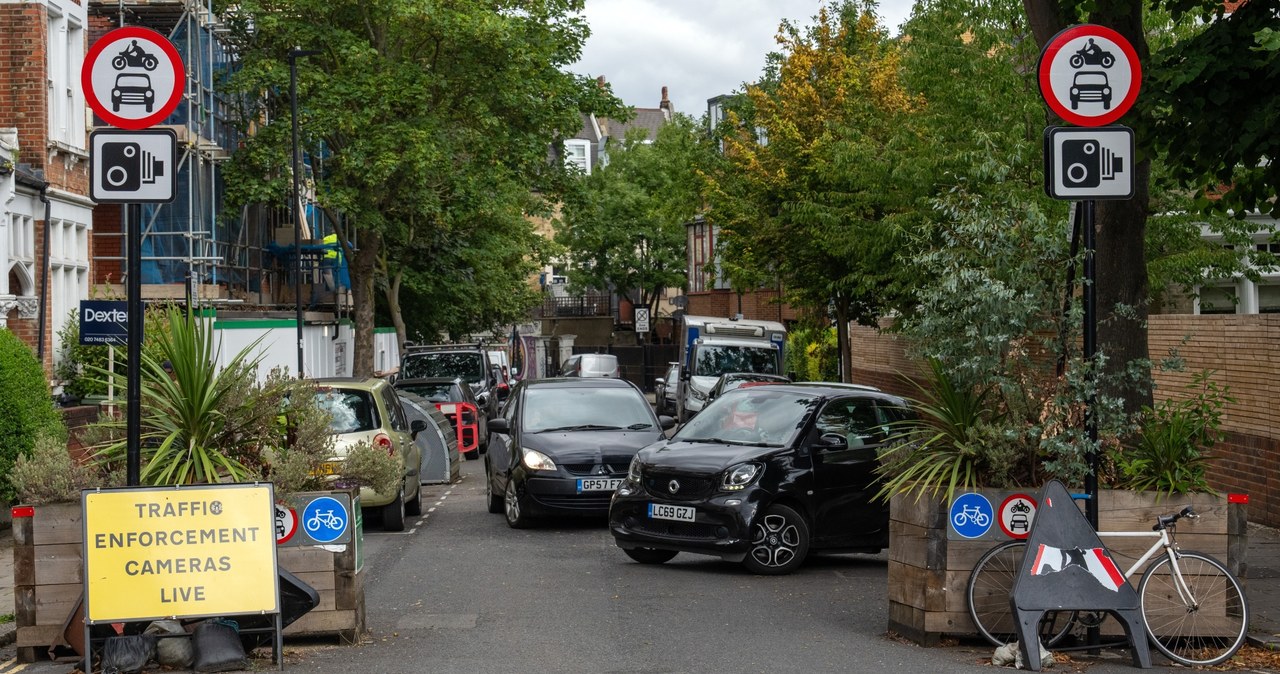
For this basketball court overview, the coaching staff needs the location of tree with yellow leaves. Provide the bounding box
[704,1,924,382]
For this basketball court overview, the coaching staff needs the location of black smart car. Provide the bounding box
[485,378,675,528]
[609,383,911,575]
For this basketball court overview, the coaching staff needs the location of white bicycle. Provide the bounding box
[967,505,1248,667]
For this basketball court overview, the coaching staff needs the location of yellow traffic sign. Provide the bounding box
[83,483,279,623]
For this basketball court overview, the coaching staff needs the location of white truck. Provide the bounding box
[675,315,787,422]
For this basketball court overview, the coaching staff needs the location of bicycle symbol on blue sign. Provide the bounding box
[301,496,348,543]
[950,492,994,539]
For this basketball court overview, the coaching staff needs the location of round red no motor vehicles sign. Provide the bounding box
[1038,24,1141,127]
[82,26,185,130]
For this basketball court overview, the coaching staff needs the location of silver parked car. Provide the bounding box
[653,362,679,415]
[560,353,620,378]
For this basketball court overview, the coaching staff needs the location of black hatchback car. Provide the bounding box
[609,383,911,575]
[485,378,675,528]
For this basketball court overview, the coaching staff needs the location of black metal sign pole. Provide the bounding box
[126,202,142,486]
[1083,199,1099,529]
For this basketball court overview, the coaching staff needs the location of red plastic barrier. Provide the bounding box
[436,401,480,455]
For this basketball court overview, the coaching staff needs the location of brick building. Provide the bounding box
[0,0,93,370]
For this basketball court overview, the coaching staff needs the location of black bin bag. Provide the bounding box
[192,620,247,673]
[101,634,156,674]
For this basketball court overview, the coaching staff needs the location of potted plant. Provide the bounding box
[8,307,396,659]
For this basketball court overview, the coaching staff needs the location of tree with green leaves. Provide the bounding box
[222,0,625,374]
[556,115,710,318]
[1018,0,1280,416]
[704,1,920,382]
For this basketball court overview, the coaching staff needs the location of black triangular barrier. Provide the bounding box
[1010,480,1151,669]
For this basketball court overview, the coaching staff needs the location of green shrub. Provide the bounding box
[785,326,839,382]
[1110,371,1232,497]
[54,309,111,400]
[10,432,106,503]
[337,440,401,498]
[85,308,335,497]
[0,329,67,502]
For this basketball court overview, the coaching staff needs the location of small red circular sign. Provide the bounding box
[274,503,298,545]
[82,27,185,130]
[998,493,1037,539]
[1038,24,1141,127]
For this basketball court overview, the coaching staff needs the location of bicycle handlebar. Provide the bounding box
[1154,505,1198,531]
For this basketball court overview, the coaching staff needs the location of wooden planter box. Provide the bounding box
[887,489,1246,646]
[10,497,365,662]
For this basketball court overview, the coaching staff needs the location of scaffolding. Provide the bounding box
[88,0,266,308]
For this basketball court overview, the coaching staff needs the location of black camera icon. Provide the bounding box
[1061,139,1123,189]
[101,141,164,192]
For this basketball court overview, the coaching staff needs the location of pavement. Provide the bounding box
[4,517,1280,654]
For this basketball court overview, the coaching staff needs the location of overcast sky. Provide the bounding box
[571,0,917,118]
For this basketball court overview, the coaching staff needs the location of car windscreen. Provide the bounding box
[401,352,484,383]
[521,386,655,433]
[692,345,779,376]
[674,389,818,447]
[396,382,457,402]
[314,389,379,434]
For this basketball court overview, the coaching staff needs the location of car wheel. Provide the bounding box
[382,488,406,532]
[485,463,503,514]
[504,480,530,529]
[623,548,678,565]
[405,482,422,517]
[742,504,809,575]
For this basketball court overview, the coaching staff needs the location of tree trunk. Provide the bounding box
[1091,1,1153,417]
[835,301,851,384]
[385,270,406,351]
[349,232,381,378]
[1022,0,1154,417]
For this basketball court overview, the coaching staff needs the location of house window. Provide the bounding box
[1197,285,1237,314]
[45,10,86,149]
[564,139,591,174]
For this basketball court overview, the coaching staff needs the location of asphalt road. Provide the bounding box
[280,459,1190,674]
[0,458,1216,673]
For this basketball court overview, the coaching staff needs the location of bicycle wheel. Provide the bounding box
[967,540,1075,647]
[1139,550,1247,667]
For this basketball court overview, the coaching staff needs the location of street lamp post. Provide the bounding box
[289,48,320,378]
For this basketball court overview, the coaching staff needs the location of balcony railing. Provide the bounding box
[536,292,612,318]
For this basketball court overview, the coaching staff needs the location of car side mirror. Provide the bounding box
[476,392,490,406]
[410,419,429,438]
[658,415,676,431]
[489,418,509,434]
[815,433,848,451]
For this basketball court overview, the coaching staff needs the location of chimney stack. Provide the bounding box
[659,85,674,119]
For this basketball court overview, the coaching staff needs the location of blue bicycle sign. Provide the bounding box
[301,496,349,543]
[950,493,994,539]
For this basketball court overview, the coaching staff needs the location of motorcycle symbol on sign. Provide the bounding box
[1069,38,1115,69]
[112,40,159,71]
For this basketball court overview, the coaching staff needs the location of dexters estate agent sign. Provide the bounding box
[82,483,279,623]
[78,300,129,345]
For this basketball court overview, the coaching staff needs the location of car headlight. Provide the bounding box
[691,387,708,401]
[521,448,556,471]
[722,463,761,491]
[628,455,642,481]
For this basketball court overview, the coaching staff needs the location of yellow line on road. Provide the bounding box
[1,659,30,673]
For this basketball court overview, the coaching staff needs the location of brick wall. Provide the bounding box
[850,314,1280,527]
[0,5,49,162]
[92,204,123,283]
[687,288,800,323]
